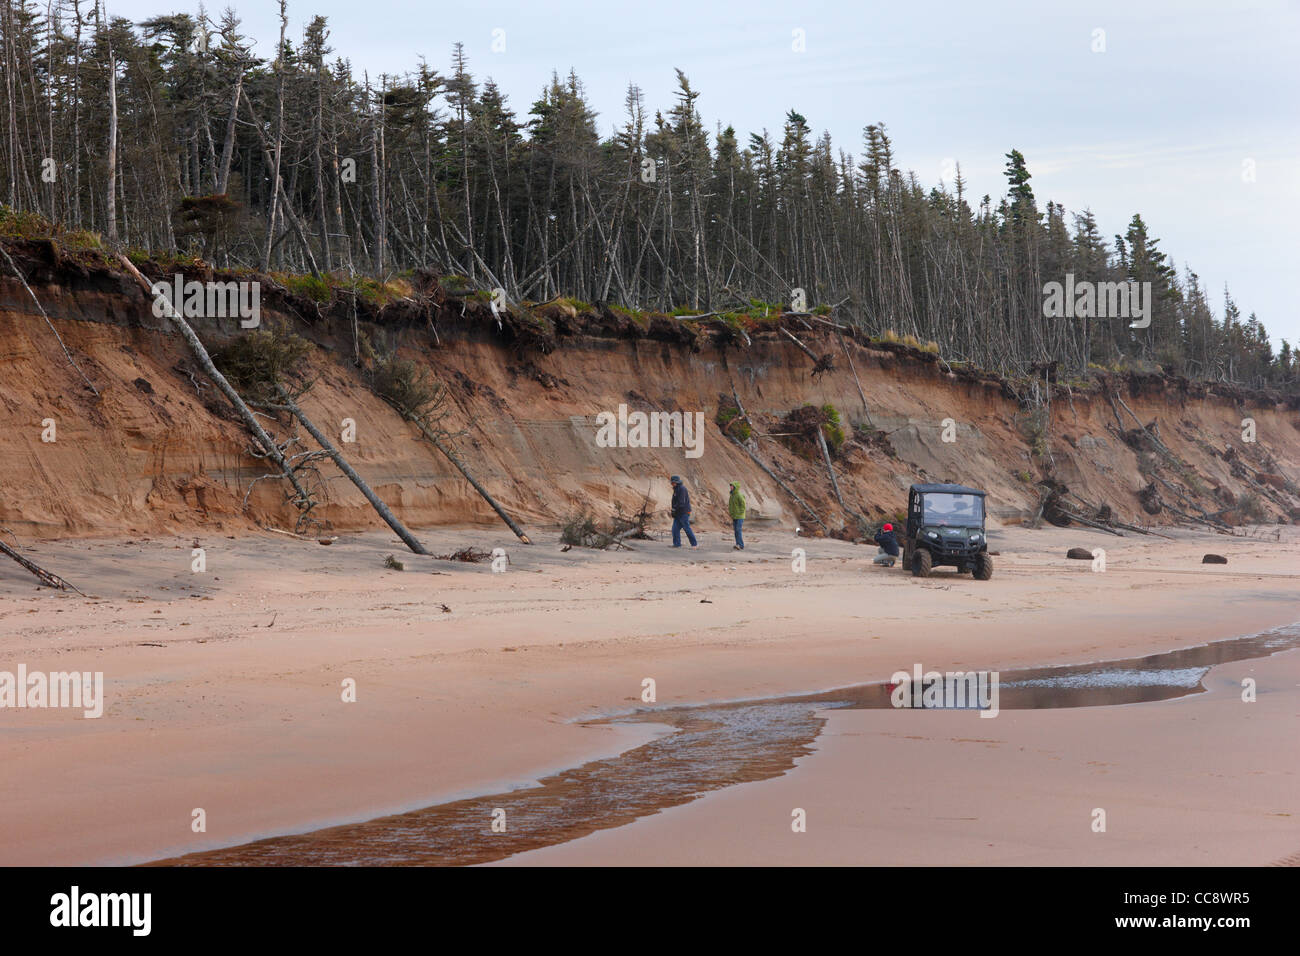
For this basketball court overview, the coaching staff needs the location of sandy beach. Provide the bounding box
[1,519,1297,866]
[500,646,1300,867]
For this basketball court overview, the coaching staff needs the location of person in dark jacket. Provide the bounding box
[669,475,698,548]
[872,523,899,566]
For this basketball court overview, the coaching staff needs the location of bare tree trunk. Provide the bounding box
[115,254,314,510]
[368,73,386,275]
[328,109,350,274]
[730,437,827,533]
[275,387,429,555]
[260,0,288,272]
[71,0,82,224]
[405,415,531,544]
[313,55,331,271]
[240,88,321,277]
[839,330,872,425]
[216,68,242,195]
[0,244,98,394]
[104,41,117,240]
[3,0,18,207]
[817,428,868,534]
[0,538,80,592]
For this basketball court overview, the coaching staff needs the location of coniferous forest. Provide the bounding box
[0,2,1293,389]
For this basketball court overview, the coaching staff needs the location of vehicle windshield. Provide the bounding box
[922,492,984,526]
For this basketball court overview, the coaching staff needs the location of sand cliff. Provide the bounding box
[2,239,1297,542]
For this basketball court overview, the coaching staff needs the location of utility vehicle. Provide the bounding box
[901,483,992,580]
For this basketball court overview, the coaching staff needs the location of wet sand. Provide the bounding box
[501,648,1300,866]
[155,626,1300,865]
[1,521,1297,865]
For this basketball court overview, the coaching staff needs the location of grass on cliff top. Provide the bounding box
[1,204,107,257]
[873,329,940,353]
[0,206,410,309]
[274,272,412,308]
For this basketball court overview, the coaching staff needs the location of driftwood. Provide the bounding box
[0,539,81,592]
[1055,508,1124,536]
[275,387,430,555]
[1110,390,1179,464]
[1148,472,1229,530]
[1110,519,1172,539]
[726,384,830,532]
[1025,485,1052,529]
[815,429,845,507]
[810,315,852,333]
[1104,388,1236,533]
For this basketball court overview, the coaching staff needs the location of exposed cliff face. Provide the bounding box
[2,240,1297,541]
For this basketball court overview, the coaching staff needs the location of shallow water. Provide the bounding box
[152,624,1300,866]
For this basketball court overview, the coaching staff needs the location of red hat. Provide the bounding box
[882,523,893,531]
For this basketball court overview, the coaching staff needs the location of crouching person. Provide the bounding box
[873,523,899,567]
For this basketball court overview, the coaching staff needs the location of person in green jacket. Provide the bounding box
[728,481,747,550]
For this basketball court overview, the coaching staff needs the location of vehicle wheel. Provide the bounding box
[973,552,993,580]
[912,548,932,578]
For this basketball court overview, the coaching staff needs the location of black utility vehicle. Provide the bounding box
[902,483,992,580]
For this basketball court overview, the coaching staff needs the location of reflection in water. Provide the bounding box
[151,624,1300,867]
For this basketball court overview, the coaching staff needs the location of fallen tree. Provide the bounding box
[365,351,531,544]
[725,385,828,534]
[116,254,314,512]
[273,386,430,555]
[0,538,81,593]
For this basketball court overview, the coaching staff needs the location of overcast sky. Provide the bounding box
[110,0,1300,346]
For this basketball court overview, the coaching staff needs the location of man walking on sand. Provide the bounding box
[669,475,698,549]
[728,481,746,550]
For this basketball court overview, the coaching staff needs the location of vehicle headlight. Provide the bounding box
[927,531,939,539]
[969,534,981,542]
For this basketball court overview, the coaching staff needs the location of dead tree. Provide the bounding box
[816,428,870,534]
[274,387,429,555]
[239,89,322,277]
[0,538,81,592]
[116,254,314,508]
[0,244,98,395]
[404,412,531,545]
[261,0,288,273]
[104,31,117,240]
[781,327,834,377]
[729,436,827,534]
[838,330,872,425]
